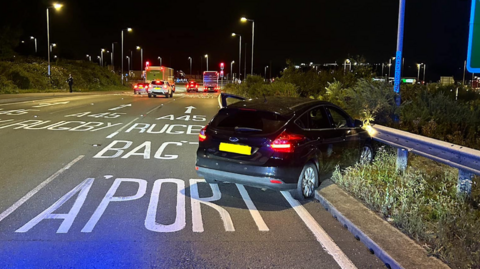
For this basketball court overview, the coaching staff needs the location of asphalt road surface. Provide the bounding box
[0,86,384,268]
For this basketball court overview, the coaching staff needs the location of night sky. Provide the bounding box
[1,0,472,80]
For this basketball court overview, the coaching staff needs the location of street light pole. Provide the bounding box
[205,54,208,71]
[101,49,105,67]
[264,66,268,79]
[126,56,130,73]
[231,61,235,81]
[30,36,37,54]
[46,3,62,77]
[188,57,192,75]
[121,28,132,85]
[463,60,467,85]
[111,43,115,71]
[423,64,426,82]
[232,33,242,80]
[158,56,162,66]
[416,64,421,82]
[241,17,255,75]
[137,46,143,72]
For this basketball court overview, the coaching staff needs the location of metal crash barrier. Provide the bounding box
[371,124,480,195]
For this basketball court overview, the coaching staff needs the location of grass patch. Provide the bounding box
[332,148,480,268]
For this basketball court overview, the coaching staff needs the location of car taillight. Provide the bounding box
[199,126,207,142]
[271,132,305,153]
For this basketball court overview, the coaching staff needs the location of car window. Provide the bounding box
[326,107,351,128]
[309,107,330,129]
[295,112,310,129]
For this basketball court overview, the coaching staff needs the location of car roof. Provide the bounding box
[227,97,331,116]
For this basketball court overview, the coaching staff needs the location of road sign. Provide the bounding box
[468,0,480,73]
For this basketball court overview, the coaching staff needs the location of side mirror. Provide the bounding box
[354,119,363,128]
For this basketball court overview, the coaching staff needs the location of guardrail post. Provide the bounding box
[457,169,474,195]
[396,148,408,173]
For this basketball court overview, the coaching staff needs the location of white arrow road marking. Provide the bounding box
[104,175,113,179]
[185,106,196,114]
[109,104,132,111]
[281,191,357,269]
[0,155,84,223]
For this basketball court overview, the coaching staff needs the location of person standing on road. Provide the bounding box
[67,74,74,93]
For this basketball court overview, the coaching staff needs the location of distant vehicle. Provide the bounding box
[203,71,219,92]
[195,97,374,200]
[146,66,175,92]
[186,81,199,92]
[147,80,174,98]
[133,83,150,94]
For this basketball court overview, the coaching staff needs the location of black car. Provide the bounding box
[195,97,374,200]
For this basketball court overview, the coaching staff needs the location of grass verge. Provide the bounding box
[332,147,480,268]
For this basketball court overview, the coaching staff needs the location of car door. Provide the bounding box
[324,106,361,168]
[295,106,344,179]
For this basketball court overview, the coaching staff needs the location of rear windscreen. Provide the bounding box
[210,109,288,134]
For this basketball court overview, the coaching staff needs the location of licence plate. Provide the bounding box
[219,143,252,155]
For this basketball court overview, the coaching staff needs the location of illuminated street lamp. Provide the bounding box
[158,56,162,66]
[241,17,254,75]
[101,48,105,67]
[416,63,424,82]
[50,43,57,53]
[231,61,235,80]
[188,57,192,75]
[30,36,37,53]
[204,54,209,71]
[46,3,63,76]
[121,28,132,85]
[344,59,351,73]
[137,46,143,72]
[97,56,101,65]
[86,54,91,61]
[264,65,269,79]
[231,33,242,80]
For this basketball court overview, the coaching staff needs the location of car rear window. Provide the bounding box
[210,108,288,134]
[151,81,164,85]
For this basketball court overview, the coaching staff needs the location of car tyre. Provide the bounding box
[170,92,173,98]
[291,163,318,200]
[359,144,374,165]
[165,93,169,98]
[148,93,152,98]
[134,91,137,95]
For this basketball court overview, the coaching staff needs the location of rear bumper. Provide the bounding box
[196,167,296,191]
[150,89,168,94]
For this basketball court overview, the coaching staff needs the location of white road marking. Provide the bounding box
[0,155,84,223]
[108,104,132,111]
[82,178,147,233]
[236,184,269,231]
[16,178,94,234]
[145,179,186,233]
[281,191,357,269]
[104,175,113,179]
[189,142,199,145]
[185,106,196,114]
[146,105,163,115]
[105,117,139,138]
[190,179,235,232]
[106,132,119,139]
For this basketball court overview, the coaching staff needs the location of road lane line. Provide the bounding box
[105,117,139,138]
[0,155,84,223]
[281,191,357,269]
[236,184,269,231]
[146,104,163,115]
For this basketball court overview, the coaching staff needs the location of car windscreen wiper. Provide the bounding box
[234,127,262,132]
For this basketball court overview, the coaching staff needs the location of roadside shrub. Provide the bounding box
[332,149,480,268]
